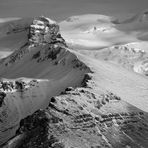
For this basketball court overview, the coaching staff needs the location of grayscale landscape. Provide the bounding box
[0,0,148,148]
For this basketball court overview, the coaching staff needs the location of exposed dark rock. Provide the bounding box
[15,80,25,91]
[32,51,41,59]
[28,16,66,46]
[0,92,6,107]
[81,73,92,87]
[72,59,90,71]
[65,87,74,92]
[2,43,29,66]
[50,97,56,103]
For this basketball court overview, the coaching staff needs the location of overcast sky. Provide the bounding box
[0,0,148,20]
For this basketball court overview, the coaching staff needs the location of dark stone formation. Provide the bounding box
[0,92,6,107]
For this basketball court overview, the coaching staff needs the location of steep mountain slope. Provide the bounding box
[0,18,32,59]
[3,63,148,148]
[0,16,91,145]
[1,15,148,148]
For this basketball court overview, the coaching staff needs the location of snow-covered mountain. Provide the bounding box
[1,14,148,148]
[0,16,91,145]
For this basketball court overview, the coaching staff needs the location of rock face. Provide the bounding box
[3,82,148,148]
[28,16,65,46]
[1,16,67,66]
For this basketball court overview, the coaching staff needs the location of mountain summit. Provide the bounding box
[28,16,65,46]
[0,16,68,67]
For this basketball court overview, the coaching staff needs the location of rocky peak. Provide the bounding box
[28,16,65,46]
[1,16,67,66]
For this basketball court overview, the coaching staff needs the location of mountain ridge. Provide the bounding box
[1,14,148,148]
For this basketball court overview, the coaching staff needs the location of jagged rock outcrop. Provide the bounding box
[28,16,66,46]
[1,16,67,66]
[0,92,6,107]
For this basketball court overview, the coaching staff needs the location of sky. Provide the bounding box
[0,0,148,21]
